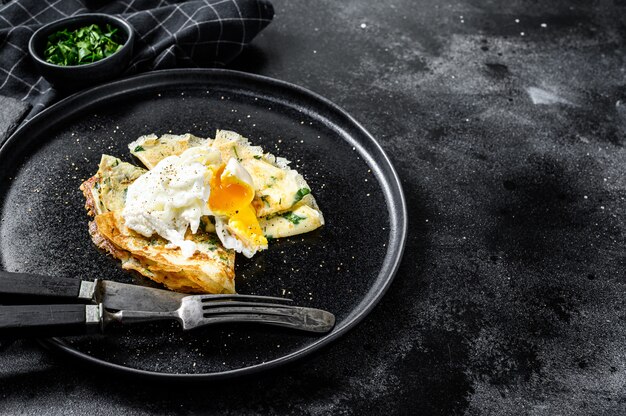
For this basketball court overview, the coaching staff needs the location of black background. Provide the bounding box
[3,0,626,414]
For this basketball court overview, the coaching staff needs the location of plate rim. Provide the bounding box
[1,68,407,380]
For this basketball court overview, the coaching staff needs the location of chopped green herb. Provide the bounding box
[270,175,277,181]
[253,155,262,160]
[260,195,270,207]
[202,238,217,250]
[232,146,240,160]
[134,145,144,152]
[94,182,100,190]
[44,24,124,66]
[266,235,275,241]
[112,159,119,167]
[281,211,306,225]
[293,188,310,203]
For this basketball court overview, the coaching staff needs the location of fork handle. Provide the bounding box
[0,304,101,338]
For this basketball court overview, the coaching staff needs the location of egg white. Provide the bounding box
[122,146,221,257]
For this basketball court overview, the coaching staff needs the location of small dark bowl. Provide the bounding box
[28,14,135,91]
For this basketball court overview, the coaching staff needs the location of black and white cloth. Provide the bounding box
[0,0,274,119]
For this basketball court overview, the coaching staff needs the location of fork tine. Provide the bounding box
[201,300,299,310]
[178,295,335,333]
[194,311,335,333]
[196,294,293,303]
[201,305,316,317]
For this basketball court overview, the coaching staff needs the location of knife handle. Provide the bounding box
[0,270,88,303]
[0,304,101,338]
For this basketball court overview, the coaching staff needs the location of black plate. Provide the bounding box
[0,69,406,380]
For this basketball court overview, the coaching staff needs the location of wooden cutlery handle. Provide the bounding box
[0,304,100,338]
[0,270,81,302]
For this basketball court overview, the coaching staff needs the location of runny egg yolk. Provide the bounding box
[208,163,267,247]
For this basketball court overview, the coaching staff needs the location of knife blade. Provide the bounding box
[0,270,186,311]
[96,280,185,311]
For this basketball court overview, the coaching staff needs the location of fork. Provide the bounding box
[106,294,336,333]
[0,294,335,338]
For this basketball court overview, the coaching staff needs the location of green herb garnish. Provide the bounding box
[232,146,240,160]
[281,211,306,225]
[253,155,262,160]
[134,145,144,152]
[203,239,217,251]
[293,188,310,203]
[260,195,270,207]
[44,24,124,66]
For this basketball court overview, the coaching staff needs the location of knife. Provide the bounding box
[0,270,335,337]
[0,270,185,312]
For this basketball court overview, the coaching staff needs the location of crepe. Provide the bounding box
[81,130,325,294]
[80,155,235,294]
[129,130,325,238]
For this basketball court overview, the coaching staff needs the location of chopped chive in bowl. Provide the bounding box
[44,23,124,66]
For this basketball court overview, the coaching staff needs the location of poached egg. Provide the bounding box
[122,146,267,258]
[209,158,268,258]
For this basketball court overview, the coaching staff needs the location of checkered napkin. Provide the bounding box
[0,0,274,120]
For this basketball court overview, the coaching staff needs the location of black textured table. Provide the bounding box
[2,0,626,414]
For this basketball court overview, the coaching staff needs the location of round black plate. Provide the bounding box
[0,69,406,380]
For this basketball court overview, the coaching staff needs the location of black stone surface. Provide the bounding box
[2,0,626,414]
